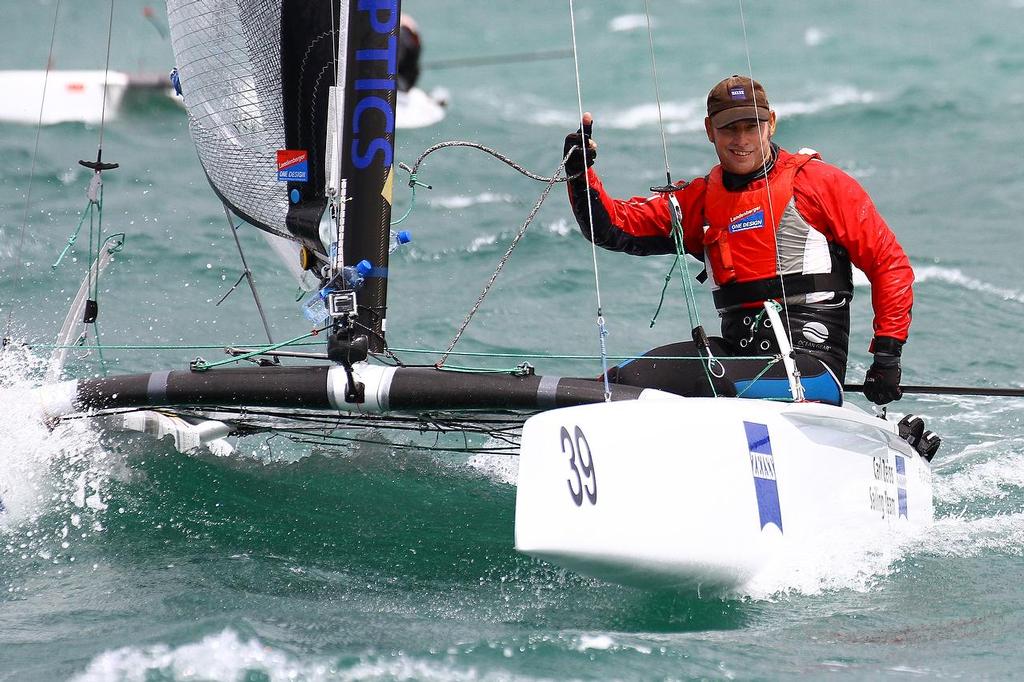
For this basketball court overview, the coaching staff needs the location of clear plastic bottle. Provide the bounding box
[302,289,329,325]
[342,260,373,289]
[390,229,411,254]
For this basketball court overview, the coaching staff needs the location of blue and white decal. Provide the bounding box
[744,421,783,532]
[728,207,765,233]
[729,86,747,100]
[895,455,908,518]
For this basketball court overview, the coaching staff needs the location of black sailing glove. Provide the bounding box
[863,336,904,405]
[563,117,596,180]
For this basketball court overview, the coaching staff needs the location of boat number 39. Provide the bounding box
[562,425,597,507]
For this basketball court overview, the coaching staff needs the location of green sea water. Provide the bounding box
[2,0,1024,679]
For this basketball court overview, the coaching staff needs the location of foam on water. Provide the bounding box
[740,523,918,600]
[466,449,519,486]
[934,443,1024,508]
[900,503,1024,561]
[804,27,828,47]
[608,14,649,33]
[429,192,515,210]
[71,628,487,682]
[0,345,111,532]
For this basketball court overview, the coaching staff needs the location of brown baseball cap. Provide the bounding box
[707,75,771,128]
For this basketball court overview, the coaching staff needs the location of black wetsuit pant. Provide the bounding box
[605,302,850,405]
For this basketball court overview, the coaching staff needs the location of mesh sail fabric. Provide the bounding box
[166,0,291,238]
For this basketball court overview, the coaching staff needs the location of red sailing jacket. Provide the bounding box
[568,148,914,344]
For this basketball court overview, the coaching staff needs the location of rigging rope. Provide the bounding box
[640,1,721,393]
[3,0,63,342]
[435,150,573,368]
[737,0,803,400]
[400,140,579,184]
[220,205,276,348]
[568,0,612,402]
[96,0,115,151]
[643,0,674,187]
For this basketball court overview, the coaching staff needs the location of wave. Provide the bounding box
[851,264,1024,306]
[429,192,516,210]
[609,14,650,32]
[528,85,881,135]
[933,437,1024,508]
[803,26,828,47]
[70,628,487,682]
[914,265,1024,304]
[914,512,1024,559]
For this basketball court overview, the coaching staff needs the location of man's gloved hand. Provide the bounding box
[864,336,903,405]
[563,112,597,178]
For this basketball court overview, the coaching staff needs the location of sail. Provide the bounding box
[166,1,292,241]
[167,0,400,350]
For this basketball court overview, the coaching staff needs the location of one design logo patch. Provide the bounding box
[728,207,765,233]
[729,86,747,100]
[895,455,908,518]
[744,421,783,532]
[276,150,309,182]
[802,322,830,344]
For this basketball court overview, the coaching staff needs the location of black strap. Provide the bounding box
[712,272,851,310]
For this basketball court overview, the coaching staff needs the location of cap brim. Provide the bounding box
[711,106,771,129]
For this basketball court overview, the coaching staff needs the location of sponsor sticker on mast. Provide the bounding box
[276,150,309,182]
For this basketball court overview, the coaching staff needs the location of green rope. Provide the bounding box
[92,180,104,302]
[33,342,269,351]
[190,330,322,371]
[734,356,782,397]
[30,340,775,365]
[649,255,680,327]
[431,364,526,374]
[663,197,721,395]
[669,215,702,331]
[90,318,108,375]
[390,171,424,226]
[51,200,93,269]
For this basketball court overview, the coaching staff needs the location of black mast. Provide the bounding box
[339,1,400,353]
[282,1,399,355]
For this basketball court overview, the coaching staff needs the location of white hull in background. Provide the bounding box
[0,72,445,130]
[515,394,933,592]
[0,70,129,125]
[396,87,447,129]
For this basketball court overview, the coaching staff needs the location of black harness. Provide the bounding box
[712,271,852,310]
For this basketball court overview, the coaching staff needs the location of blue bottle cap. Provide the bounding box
[290,189,301,204]
[396,230,412,244]
[356,259,373,276]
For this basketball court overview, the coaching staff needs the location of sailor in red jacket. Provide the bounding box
[564,75,913,405]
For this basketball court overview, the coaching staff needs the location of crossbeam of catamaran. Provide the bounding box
[30,364,647,421]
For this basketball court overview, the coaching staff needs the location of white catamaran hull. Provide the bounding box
[515,394,933,591]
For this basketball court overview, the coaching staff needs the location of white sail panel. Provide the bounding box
[166,0,289,237]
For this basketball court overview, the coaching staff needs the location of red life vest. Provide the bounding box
[700,150,852,310]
